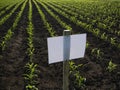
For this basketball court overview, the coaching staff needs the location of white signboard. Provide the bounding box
[47,34,86,64]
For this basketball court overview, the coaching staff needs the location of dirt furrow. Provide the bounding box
[0,5,10,13]
[32,1,62,89]
[0,2,23,40]
[39,2,120,90]
[43,2,120,62]
[0,1,29,90]
[37,2,64,36]
[0,4,17,19]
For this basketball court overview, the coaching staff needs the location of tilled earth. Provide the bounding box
[0,0,120,90]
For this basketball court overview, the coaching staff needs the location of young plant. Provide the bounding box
[107,60,117,72]
[74,71,86,88]
[86,42,90,49]
[93,28,100,36]
[110,37,116,45]
[69,61,86,88]
[1,29,13,50]
[24,1,39,90]
[24,62,39,90]
[100,32,108,41]
[91,48,103,59]
[117,31,120,36]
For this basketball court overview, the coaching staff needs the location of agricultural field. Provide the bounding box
[0,0,120,90]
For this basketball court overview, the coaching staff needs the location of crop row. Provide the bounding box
[36,0,119,88]
[36,0,119,65]
[40,0,120,49]
[24,0,39,90]
[0,1,23,26]
[0,0,39,89]
[0,0,27,51]
[34,0,87,88]
[0,3,16,17]
[0,0,22,10]
[49,0,119,30]
[0,0,119,89]
[37,0,117,61]
[48,2,120,37]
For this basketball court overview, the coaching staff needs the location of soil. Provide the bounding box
[0,1,29,90]
[0,0,120,90]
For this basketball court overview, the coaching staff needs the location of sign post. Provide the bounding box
[63,30,71,90]
[47,30,86,90]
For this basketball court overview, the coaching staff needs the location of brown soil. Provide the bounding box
[0,1,29,90]
[0,0,120,90]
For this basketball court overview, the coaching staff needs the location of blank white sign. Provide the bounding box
[47,34,86,64]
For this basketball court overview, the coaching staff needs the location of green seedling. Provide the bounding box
[107,60,117,72]
[69,61,86,88]
[24,62,39,90]
[74,71,86,88]
[101,32,108,40]
[110,37,116,45]
[91,48,103,59]
[86,42,90,48]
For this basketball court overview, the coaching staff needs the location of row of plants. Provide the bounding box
[40,0,119,66]
[0,0,22,9]
[0,0,24,26]
[0,0,27,51]
[33,0,86,89]
[47,2,120,37]
[37,1,118,89]
[39,0,118,72]
[41,1,120,49]
[36,0,72,31]
[33,0,56,36]
[35,1,90,89]
[47,1,118,36]
[40,1,119,55]
[0,0,118,89]
[24,0,39,90]
[52,0,119,31]
[0,3,16,17]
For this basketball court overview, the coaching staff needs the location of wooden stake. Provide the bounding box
[63,30,71,90]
